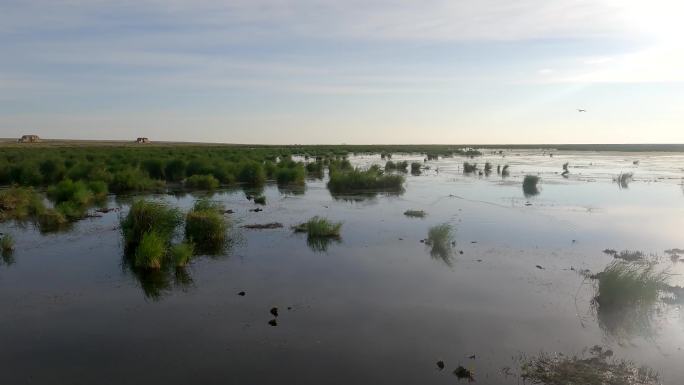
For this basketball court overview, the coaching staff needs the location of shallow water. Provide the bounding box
[2,150,684,384]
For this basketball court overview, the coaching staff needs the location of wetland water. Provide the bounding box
[2,150,684,384]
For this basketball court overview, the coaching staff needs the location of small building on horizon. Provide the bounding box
[135,137,150,144]
[18,134,40,143]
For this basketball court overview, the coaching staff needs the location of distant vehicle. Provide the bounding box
[136,137,150,144]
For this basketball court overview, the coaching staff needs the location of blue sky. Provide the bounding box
[1,0,683,144]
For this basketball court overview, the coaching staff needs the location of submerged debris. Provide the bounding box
[237,291,246,296]
[268,319,277,327]
[520,347,660,385]
[270,307,279,317]
[404,209,426,218]
[453,366,474,381]
[436,361,445,370]
[242,222,283,229]
[249,208,263,212]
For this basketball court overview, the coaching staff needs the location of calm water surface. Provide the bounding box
[2,150,684,384]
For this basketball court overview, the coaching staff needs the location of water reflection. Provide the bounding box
[1,249,15,266]
[306,236,341,253]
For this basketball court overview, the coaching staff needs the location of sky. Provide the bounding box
[1,0,683,144]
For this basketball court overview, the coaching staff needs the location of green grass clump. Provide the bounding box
[134,231,166,269]
[501,164,510,177]
[386,161,408,172]
[593,261,667,307]
[484,162,492,174]
[1,234,15,252]
[404,209,426,218]
[327,168,404,193]
[37,208,68,232]
[0,187,45,222]
[523,175,540,196]
[463,162,478,173]
[120,200,182,252]
[184,174,219,190]
[253,195,266,205]
[426,224,455,264]
[170,242,194,267]
[110,168,163,193]
[410,162,422,175]
[275,165,305,186]
[305,161,324,177]
[293,216,342,238]
[237,162,266,186]
[185,201,228,254]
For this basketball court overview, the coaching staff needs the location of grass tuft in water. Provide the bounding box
[463,162,478,173]
[523,175,540,197]
[1,233,15,252]
[426,223,455,265]
[410,162,422,175]
[134,231,166,269]
[0,187,46,222]
[404,209,426,218]
[592,260,667,307]
[253,195,266,205]
[170,242,194,267]
[615,172,633,189]
[327,168,404,193]
[293,216,342,237]
[185,200,228,254]
[121,200,182,253]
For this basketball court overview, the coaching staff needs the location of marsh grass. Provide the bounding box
[293,216,342,237]
[120,200,182,253]
[615,172,634,189]
[0,187,45,222]
[1,233,15,252]
[462,162,478,174]
[275,165,305,186]
[484,162,492,174]
[134,231,166,269]
[404,209,426,218]
[185,174,219,190]
[253,195,266,205]
[410,162,422,175]
[170,242,194,267]
[185,201,228,254]
[327,168,404,194]
[523,175,540,197]
[592,261,667,308]
[426,223,455,266]
[37,209,68,232]
[501,164,510,177]
[520,348,660,385]
[385,160,409,172]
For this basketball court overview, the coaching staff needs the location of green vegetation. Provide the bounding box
[120,200,183,253]
[404,209,426,218]
[293,216,342,237]
[385,160,408,172]
[328,167,404,193]
[170,242,194,267]
[47,179,107,219]
[184,174,219,190]
[523,175,540,196]
[0,187,45,221]
[134,231,166,269]
[501,164,510,177]
[463,162,478,173]
[521,347,660,385]
[185,199,228,254]
[1,233,15,253]
[410,162,421,175]
[253,195,266,205]
[484,162,492,174]
[426,223,455,265]
[592,261,667,308]
[275,164,305,186]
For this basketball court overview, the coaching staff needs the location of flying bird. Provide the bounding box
[577,109,586,112]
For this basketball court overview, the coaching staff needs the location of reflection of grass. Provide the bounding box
[522,175,540,197]
[426,223,455,266]
[521,347,660,385]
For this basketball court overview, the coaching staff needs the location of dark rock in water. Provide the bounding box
[459,251,464,255]
[420,239,425,243]
[451,241,456,246]
[268,319,277,327]
[246,195,254,200]
[270,307,279,317]
[242,222,283,229]
[525,202,532,206]
[238,291,246,296]
[602,248,618,256]
[436,361,445,370]
[287,306,292,311]
[468,355,476,360]
[453,366,474,381]
[536,265,544,270]
[249,208,263,212]
[224,209,235,214]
